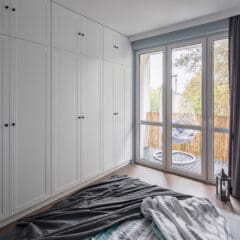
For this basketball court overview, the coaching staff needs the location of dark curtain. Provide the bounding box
[229,15,240,198]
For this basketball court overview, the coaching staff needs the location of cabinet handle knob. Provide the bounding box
[78,32,82,36]
[11,123,16,126]
[4,124,9,127]
[5,6,9,9]
[81,33,85,37]
[82,116,85,119]
[113,45,119,49]
[78,116,82,119]
[12,8,15,12]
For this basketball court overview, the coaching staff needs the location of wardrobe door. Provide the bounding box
[78,15,103,58]
[52,3,78,52]
[103,61,115,171]
[79,56,102,181]
[125,67,133,162]
[52,49,78,194]
[0,0,10,35]
[114,64,125,166]
[104,28,118,63]
[10,0,50,45]
[10,39,50,214]
[0,35,9,220]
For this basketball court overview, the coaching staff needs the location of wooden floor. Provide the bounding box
[1,163,240,236]
[110,164,240,214]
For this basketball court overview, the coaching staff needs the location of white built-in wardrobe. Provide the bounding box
[0,0,132,226]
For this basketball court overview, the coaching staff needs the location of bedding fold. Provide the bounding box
[141,196,233,240]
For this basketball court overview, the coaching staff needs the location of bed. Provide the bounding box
[0,175,236,240]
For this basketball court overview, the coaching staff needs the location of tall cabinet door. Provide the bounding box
[10,0,50,45]
[0,35,9,220]
[52,49,78,194]
[103,61,115,171]
[0,0,10,35]
[113,64,125,166]
[79,56,102,181]
[10,39,50,214]
[124,67,133,162]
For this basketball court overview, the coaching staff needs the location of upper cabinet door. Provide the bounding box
[0,35,10,221]
[0,0,10,35]
[52,3,78,52]
[79,56,102,181]
[10,39,51,214]
[52,49,78,194]
[10,0,50,45]
[118,35,131,66]
[104,27,118,63]
[104,27,131,65]
[78,16,103,58]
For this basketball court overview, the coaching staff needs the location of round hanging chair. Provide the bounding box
[153,91,198,165]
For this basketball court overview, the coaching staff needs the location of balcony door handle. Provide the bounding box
[113,112,119,115]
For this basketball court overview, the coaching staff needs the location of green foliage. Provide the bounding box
[175,39,229,116]
[182,72,201,114]
[150,88,160,112]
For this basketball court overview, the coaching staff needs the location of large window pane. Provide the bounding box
[172,44,202,126]
[171,128,202,175]
[140,52,163,122]
[213,39,229,129]
[140,125,163,164]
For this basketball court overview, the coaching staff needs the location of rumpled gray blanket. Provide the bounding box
[0,175,190,240]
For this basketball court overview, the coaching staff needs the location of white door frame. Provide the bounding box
[206,32,229,183]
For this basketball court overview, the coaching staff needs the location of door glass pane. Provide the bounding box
[213,39,229,129]
[171,128,202,175]
[213,132,229,176]
[172,44,202,126]
[140,52,164,122]
[140,125,163,165]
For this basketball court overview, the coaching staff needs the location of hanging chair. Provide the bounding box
[153,91,198,165]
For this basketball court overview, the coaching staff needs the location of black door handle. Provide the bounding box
[12,8,15,12]
[4,124,9,127]
[113,112,119,115]
[11,123,16,126]
[5,6,9,9]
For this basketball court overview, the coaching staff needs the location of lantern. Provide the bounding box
[216,168,231,201]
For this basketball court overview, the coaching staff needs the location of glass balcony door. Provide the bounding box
[138,47,166,169]
[207,34,229,182]
[166,39,206,180]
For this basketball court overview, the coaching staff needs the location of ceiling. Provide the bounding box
[55,0,240,39]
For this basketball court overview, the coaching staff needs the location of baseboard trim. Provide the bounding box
[0,162,130,229]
